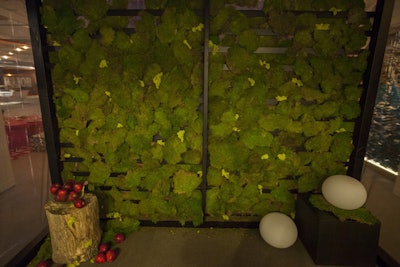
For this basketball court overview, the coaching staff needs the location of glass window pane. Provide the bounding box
[0,0,50,265]
[365,6,400,175]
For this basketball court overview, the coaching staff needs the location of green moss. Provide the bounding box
[210,6,236,34]
[43,0,370,232]
[170,191,204,226]
[42,2,82,41]
[173,169,202,194]
[27,236,52,267]
[71,0,110,21]
[309,194,380,225]
[240,128,274,149]
[267,10,296,36]
[237,29,259,51]
[208,141,250,170]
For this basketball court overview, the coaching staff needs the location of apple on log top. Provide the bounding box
[49,180,87,208]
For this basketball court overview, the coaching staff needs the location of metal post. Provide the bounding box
[25,0,62,183]
[348,0,395,179]
[201,0,210,219]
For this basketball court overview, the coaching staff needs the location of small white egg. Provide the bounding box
[259,212,298,248]
[322,175,367,210]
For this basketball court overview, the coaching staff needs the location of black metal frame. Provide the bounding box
[26,0,62,184]
[348,0,395,179]
[11,0,398,266]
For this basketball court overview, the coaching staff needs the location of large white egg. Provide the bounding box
[322,175,367,210]
[259,212,298,248]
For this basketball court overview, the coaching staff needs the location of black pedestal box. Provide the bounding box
[295,195,380,266]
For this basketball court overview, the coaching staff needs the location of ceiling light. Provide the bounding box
[2,55,9,59]
[22,46,29,50]
[15,48,22,52]
[8,52,14,55]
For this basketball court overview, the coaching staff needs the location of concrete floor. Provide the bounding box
[74,226,346,267]
[362,163,400,265]
[0,152,49,267]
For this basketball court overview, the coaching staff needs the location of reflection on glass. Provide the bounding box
[0,0,50,265]
[366,25,400,174]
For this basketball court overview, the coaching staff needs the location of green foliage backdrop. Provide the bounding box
[205,0,370,219]
[41,0,370,236]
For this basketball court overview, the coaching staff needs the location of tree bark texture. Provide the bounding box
[45,193,102,264]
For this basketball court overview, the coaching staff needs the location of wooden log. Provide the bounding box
[45,193,102,264]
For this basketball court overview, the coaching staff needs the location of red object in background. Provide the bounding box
[4,118,29,153]
[26,116,43,136]
[3,116,44,159]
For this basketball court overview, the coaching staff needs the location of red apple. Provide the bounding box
[74,198,86,208]
[49,183,61,195]
[106,249,118,262]
[114,233,125,243]
[94,252,106,263]
[73,182,84,193]
[67,191,79,201]
[36,260,50,267]
[55,188,68,202]
[63,180,74,191]
[98,242,110,253]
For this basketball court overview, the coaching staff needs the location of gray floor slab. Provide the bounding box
[75,227,347,267]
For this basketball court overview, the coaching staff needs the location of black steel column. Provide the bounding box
[26,0,62,183]
[348,0,395,179]
[201,0,210,219]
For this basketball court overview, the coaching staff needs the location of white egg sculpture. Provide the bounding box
[322,175,367,210]
[259,212,298,249]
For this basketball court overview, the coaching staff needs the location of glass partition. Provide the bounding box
[365,0,400,174]
[0,0,50,265]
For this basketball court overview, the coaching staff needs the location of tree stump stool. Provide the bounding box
[45,193,102,264]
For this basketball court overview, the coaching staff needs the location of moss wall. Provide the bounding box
[41,0,370,236]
